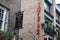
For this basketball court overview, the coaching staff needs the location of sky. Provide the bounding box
[56,0,60,4]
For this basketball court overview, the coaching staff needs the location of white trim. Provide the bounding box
[5,11,9,31]
[0,6,8,31]
[1,9,7,31]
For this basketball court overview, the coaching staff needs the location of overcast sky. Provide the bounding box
[56,0,60,4]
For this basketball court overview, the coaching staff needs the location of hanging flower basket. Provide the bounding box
[41,20,57,37]
[41,20,60,38]
[56,28,60,38]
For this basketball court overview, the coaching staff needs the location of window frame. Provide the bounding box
[0,6,9,31]
[15,12,23,29]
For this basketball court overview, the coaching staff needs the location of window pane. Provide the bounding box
[44,2,50,13]
[0,9,4,19]
[0,12,1,18]
[0,20,2,28]
[56,13,60,22]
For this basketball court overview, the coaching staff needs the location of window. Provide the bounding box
[0,9,4,19]
[45,0,53,4]
[15,12,23,29]
[44,15,52,22]
[56,12,60,22]
[44,2,50,13]
[0,6,8,31]
[56,13,58,20]
[0,9,4,28]
[0,20,2,28]
[44,10,53,22]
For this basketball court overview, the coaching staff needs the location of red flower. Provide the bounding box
[37,23,40,28]
[36,29,40,35]
[37,2,41,13]
[37,16,40,22]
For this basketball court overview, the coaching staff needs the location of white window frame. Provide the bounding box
[0,6,8,31]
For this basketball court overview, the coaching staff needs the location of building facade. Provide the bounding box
[0,0,21,40]
[21,0,57,40]
[0,0,60,40]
